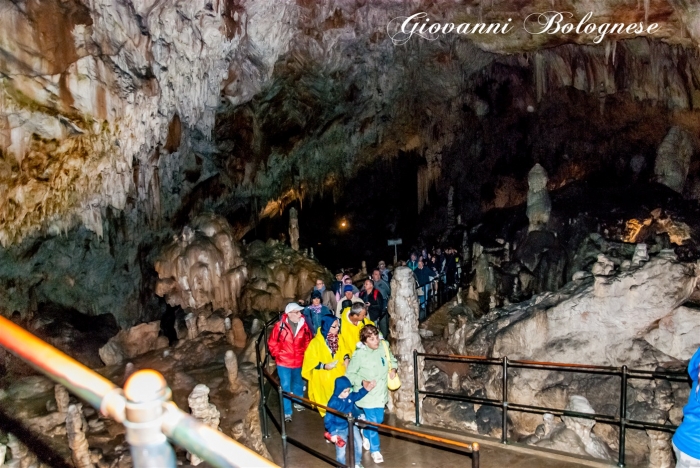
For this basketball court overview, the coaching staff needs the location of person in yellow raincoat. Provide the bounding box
[339,302,375,358]
[302,314,349,416]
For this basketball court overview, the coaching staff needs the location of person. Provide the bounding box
[303,290,335,337]
[302,315,350,416]
[336,284,364,317]
[268,303,312,422]
[331,271,345,297]
[413,259,434,317]
[324,376,375,468]
[359,279,386,338]
[336,275,360,302]
[407,253,418,271]
[372,269,391,305]
[672,346,700,467]
[309,278,337,311]
[377,261,391,283]
[345,325,397,464]
[339,303,375,358]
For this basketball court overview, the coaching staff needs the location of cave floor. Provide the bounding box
[264,396,598,468]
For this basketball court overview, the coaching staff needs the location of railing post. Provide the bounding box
[346,413,355,468]
[123,370,176,468]
[255,340,269,439]
[618,365,628,467]
[472,442,480,468]
[414,349,420,426]
[501,356,508,444]
[278,385,288,468]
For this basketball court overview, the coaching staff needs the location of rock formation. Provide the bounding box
[289,208,299,251]
[66,404,95,468]
[387,267,424,422]
[654,126,694,193]
[224,350,241,392]
[187,384,221,466]
[155,214,247,312]
[98,321,164,366]
[526,164,551,232]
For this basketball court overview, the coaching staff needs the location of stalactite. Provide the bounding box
[446,186,455,231]
[417,166,430,214]
[535,52,547,102]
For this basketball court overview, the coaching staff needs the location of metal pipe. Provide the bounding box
[346,413,355,468]
[618,365,628,467]
[501,356,508,444]
[472,442,480,468]
[123,370,176,468]
[160,402,278,468]
[278,385,288,468]
[256,337,269,439]
[414,349,420,426]
[0,316,124,421]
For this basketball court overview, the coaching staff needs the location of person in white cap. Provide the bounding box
[268,302,312,422]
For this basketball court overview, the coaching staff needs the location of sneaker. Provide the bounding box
[362,436,370,451]
[370,452,383,464]
[284,415,292,423]
[293,403,305,412]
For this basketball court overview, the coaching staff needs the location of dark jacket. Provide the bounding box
[413,266,433,287]
[302,304,334,337]
[359,288,384,322]
[672,347,700,458]
[267,315,312,368]
[324,376,369,434]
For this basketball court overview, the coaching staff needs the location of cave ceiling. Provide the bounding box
[1,0,700,248]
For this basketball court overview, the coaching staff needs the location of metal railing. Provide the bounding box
[0,315,278,468]
[417,270,462,322]
[255,317,481,467]
[413,351,690,467]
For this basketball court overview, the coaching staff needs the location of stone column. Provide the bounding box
[526,163,551,232]
[387,266,424,422]
[187,384,221,466]
[289,207,299,251]
[66,404,95,468]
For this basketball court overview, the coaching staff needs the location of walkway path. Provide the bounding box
[264,396,602,468]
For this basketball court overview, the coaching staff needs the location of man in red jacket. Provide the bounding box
[268,302,312,422]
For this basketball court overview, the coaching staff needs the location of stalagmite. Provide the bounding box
[0,443,5,467]
[526,163,551,232]
[387,266,424,422]
[187,384,221,466]
[632,243,649,266]
[124,363,135,384]
[55,384,70,414]
[447,186,455,231]
[225,350,241,392]
[185,312,198,340]
[6,433,36,468]
[289,207,299,251]
[654,126,693,193]
[66,404,95,468]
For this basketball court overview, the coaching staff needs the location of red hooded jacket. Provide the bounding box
[267,314,312,368]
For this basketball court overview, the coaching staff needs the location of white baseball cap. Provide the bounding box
[285,303,305,314]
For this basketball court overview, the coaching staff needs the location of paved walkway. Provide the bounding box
[264,396,602,468]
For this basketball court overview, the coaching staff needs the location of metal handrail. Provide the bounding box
[256,319,481,468]
[0,315,278,468]
[413,350,691,468]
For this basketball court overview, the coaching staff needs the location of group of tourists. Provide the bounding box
[268,269,398,468]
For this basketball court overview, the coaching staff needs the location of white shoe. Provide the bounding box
[362,436,370,451]
[371,452,384,464]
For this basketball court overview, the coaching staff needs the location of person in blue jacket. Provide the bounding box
[672,346,700,467]
[324,376,376,468]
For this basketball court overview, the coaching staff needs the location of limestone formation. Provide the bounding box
[632,243,649,266]
[387,266,424,422]
[289,208,299,251]
[526,164,551,232]
[560,396,612,460]
[591,254,615,276]
[225,317,247,349]
[6,433,37,468]
[155,214,247,313]
[185,313,199,340]
[55,384,70,414]
[67,404,95,468]
[224,350,242,392]
[654,126,694,193]
[98,321,162,366]
[0,443,5,467]
[187,384,221,466]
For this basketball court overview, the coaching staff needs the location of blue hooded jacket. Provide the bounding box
[302,304,334,338]
[324,376,368,434]
[672,346,700,458]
